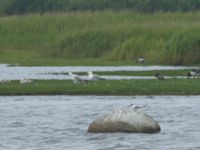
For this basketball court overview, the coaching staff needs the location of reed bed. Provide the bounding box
[0,11,200,65]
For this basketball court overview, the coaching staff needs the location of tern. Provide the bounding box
[128,104,147,110]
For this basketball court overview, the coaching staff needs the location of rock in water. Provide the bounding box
[88,108,160,133]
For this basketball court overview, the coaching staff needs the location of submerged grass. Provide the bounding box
[0,79,199,95]
[0,11,200,65]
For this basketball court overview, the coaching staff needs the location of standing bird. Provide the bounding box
[20,79,33,84]
[88,71,105,81]
[154,73,165,80]
[187,69,200,78]
[136,57,145,64]
[68,72,86,83]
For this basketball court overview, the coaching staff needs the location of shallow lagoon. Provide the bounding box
[0,95,200,150]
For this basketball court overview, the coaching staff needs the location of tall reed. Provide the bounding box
[0,11,199,65]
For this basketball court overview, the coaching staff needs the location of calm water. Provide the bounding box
[0,64,199,80]
[0,96,200,150]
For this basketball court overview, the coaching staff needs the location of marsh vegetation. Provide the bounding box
[0,79,199,95]
[0,11,200,65]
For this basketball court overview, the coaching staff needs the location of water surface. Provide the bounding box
[0,96,200,150]
[0,64,199,80]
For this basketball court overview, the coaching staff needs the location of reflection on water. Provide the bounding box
[0,64,199,80]
[0,95,200,150]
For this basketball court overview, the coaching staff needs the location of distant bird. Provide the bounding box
[187,69,200,78]
[136,57,145,64]
[88,71,105,81]
[20,79,33,84]
[68,72,86,83]
[154,73,165,80]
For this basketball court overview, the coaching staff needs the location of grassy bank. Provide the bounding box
[0,79,199,95]
[0,11,200,66]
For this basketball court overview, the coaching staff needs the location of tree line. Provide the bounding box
[0,0,200,15]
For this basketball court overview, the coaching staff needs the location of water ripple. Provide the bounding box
[0,95,200,150]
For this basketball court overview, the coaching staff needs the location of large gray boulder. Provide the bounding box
[88,107,160,133]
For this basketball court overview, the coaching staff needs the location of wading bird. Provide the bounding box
[154,73,165,80]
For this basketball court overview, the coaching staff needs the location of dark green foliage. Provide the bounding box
[0,0,200,15]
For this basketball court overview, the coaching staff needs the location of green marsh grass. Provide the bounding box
[0,79,199,95]
[0,11,200,65]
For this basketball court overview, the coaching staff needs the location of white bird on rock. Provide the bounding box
[128,104,147,110]
[88,71,105,81]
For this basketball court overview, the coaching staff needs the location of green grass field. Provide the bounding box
[0,11,200,66]
[0,79,199,95]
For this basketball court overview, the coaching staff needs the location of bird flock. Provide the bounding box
[68,71,105,84]
[0,69,199,85]
[68,69,200,83]
[154,69,200,80]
